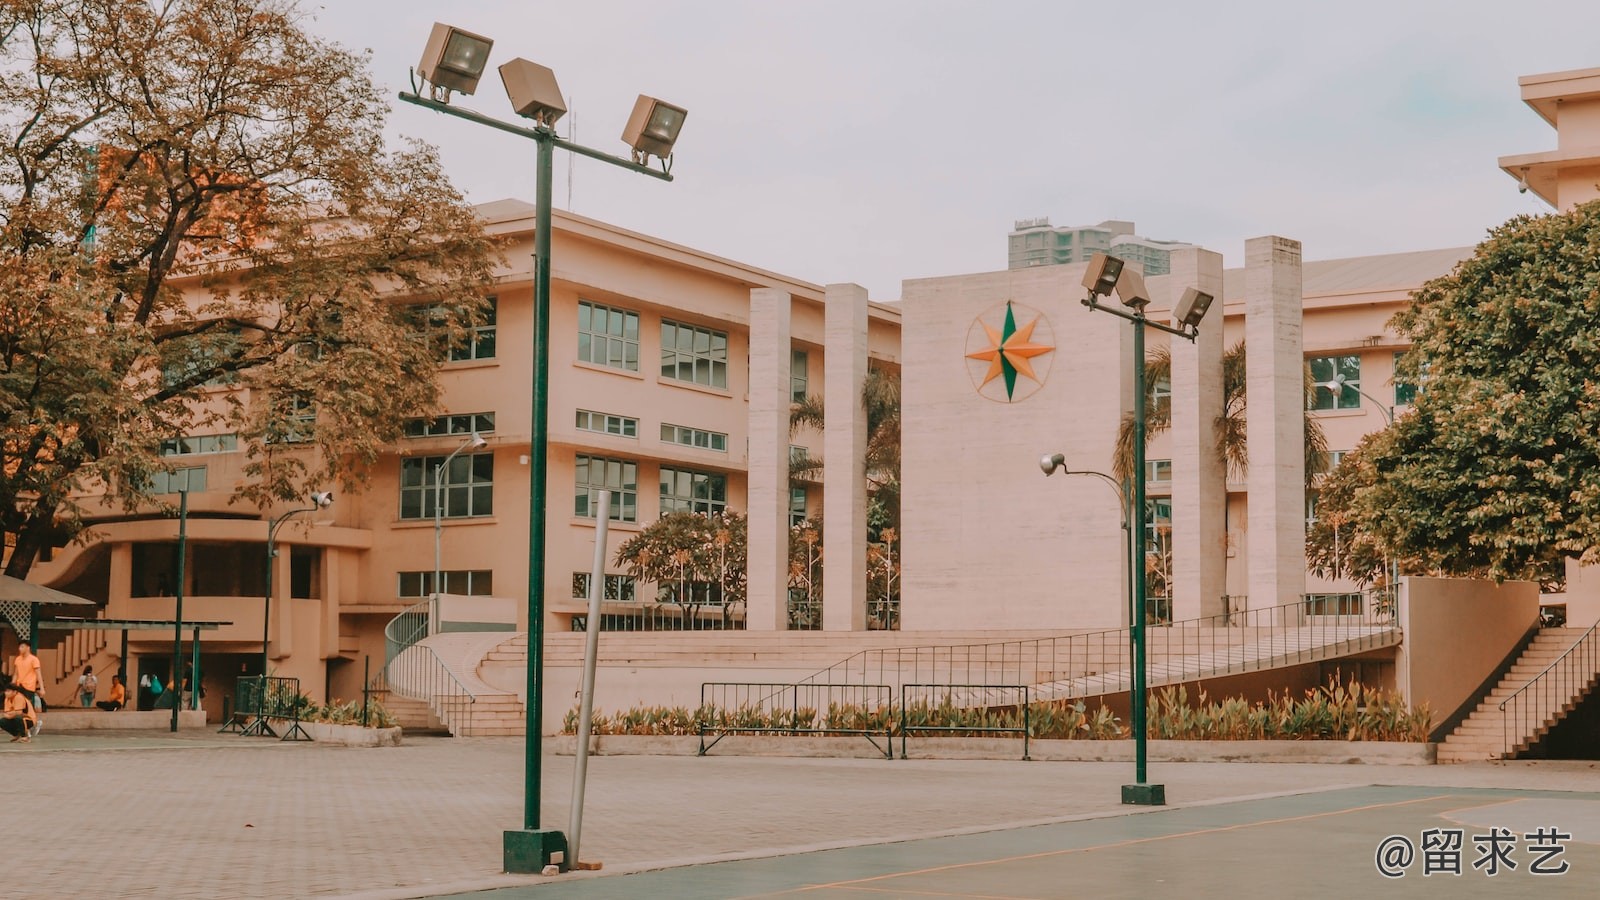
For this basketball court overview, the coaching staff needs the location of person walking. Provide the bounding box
[77,665,98,708]
[10,641,42,711]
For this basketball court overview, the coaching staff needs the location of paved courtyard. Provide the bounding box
[3,730,1598,898]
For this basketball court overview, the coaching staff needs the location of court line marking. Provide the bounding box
[823,886,1042,900]
[754,793,1457,896]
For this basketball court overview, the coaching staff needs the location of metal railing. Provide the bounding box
[572,602,747,632]
[369,642,477,736]
[384,598,433,667]
[900,684,1029,760]
[697,682,893,757]
[1499,622,1600,759]
[797,593,1400,701]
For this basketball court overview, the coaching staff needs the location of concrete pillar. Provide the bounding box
[1167,248,1227,621]
[271,541,292,659]
[746,288,792,631]
[320,548,340,659]
[1244,236,1306,613]
[823,283,869,631]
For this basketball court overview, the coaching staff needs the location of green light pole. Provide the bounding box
[1079,255,1214,807]
[245,492,331,737]
[400,40,677,871]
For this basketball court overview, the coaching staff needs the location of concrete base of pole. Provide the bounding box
[504,829,568,873]
[1121,783,1167,805]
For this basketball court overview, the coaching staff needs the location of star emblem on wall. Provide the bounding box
[965,301,1055,403]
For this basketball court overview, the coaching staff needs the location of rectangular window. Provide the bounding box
[577,301,640,371]
[1146,459,1172,483]
[661,423,727,452]
[790,485,807,527]
[1151,376,1172,417]
[575,454,638,522]
[791,349,809,402]
[660,466,727,516]
[451,297,497,361]
[149,466,207,494]
[160,434,238,456]
[571,572,637,602]
[399,453,494,519]
[1394,351,1424,407]
[576,410,638,438]
[1308,355,1361,410]
[397,570,494,598]
[1144,498,1172,555]
[660,319,728,389]
[403,412,496,438]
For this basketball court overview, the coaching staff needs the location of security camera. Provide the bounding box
[1518,168,1530,194]
[1040,453,1066,476]
[312,491,334,508]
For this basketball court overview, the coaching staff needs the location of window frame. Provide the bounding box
[577,300,641,372]
[397,569,495,598]
[399,452,495,520]
[659,466,728,516]
[576,410,638,439]
[1308,354,1362,411]
[659,319,729,389]
[575,454,638,522]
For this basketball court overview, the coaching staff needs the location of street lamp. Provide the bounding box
[1078,252,1214,807]
[434,432,488,611]
[1039,455,1135,632]
[245,491,332,737]
[404,22,681,873]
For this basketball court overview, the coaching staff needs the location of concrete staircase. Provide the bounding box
[398,632,526,737]
[1437,628,1596,763]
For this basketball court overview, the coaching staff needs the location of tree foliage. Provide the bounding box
[788,367,901,535]
[613,511,748,625]
[0,1,497,575]
[1309,201,1600,586]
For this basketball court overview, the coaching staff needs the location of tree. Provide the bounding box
[0,1,497,576]
[614,511,748,628]
[1309,201,1600,587]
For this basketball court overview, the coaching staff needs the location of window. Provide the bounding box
[571,572,637,602]
[660,319,728,389]
[161,434,238,456]
[1144,498,1172,555]
[660,466,727,516]
[1308,355,1361,410]
[404,413,496,438]
[1394,351,1425,407]
[791,349,809,402]
[148,466,207,493]
[1146,459,1172,483]
[399,453,494,519]
[267,395,316,444]
[576,410,638,438]
[790,486,807,527]
[661,423,727,452]
[578,301,640,371]
[160,329,241,389]
[1317,450,1350,472]
[452,297,496,361]
[398,570,494,598]
[575,455,637,522]
[1151,375,1172,417]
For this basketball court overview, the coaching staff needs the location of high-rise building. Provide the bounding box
[1007,218,1193,275]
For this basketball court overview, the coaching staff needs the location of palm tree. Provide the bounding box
[789,367,901,534]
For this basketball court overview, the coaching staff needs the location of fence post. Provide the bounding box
[362,654,370,728]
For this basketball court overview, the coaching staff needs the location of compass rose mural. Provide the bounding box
[964,300,1055,403]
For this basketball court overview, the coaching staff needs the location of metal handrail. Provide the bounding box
[372,641,478,735]
[383,598,434,667]
[1498,621,1600,759]
[795,592,1400,700]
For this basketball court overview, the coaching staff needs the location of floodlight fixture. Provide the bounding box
[622,95,688,165]
[311,491,334,508]
[1081,253,1125,300]
[1114,265,1152,312]
[1173,287,1214,329]
[1040,453,1067,476]
[418,23,494,99]
[499,58,566,128]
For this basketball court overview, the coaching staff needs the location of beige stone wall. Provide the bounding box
[1397,576,1540,727]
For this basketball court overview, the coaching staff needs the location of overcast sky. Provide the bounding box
[309,1,1600,300]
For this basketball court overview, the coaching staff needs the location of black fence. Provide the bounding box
[220,675,312,741]
[899,684,1030,760]
[697,682,893,758]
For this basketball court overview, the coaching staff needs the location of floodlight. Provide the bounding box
[311,491,334,508]
[1081,253,1124,299]
[499,58,566,128]
[1173,287,1214,329]
[622,95,688,163]
[468,432,488,450]
[1040,453,1067,476]
[1114,266,1151,312]
[418,23,493,97]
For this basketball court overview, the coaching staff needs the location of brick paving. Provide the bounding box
[2,729,1597,898]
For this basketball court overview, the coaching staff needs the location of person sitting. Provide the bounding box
[2,685,38,742]
[96,675,126,711]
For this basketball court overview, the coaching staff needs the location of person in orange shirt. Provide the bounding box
[1,685,36,742]
[10,641,42,710]
[96,674,126,711]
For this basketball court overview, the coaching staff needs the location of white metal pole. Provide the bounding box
[568,489,610,866]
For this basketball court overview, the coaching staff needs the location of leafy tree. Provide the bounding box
[0,0,496,576]
[1304,445,1390,585]
[1310,201,1600,586]
[613,511,748,627]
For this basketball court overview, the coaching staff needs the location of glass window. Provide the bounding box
[660,319,728,389]
[1394,351,1425,407]
[571,572,637,602]
[659,466,727,516]
[148,466,207,494]
[398,570,493,598]
[791,349,809,402]
[790,485,807,527]
[1308,355,1361,410]
[1144,498,1172,556]
[660,423,728,452]
[160,434,238,456]
[450,297,496,361]
[1146,459,1172,483]
[399,453,494,519]
[575,455,637,522]
[575,410,638,438]
[403,412,496,438]
[577,301,640,371]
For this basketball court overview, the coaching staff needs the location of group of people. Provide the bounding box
[2,642,128,744]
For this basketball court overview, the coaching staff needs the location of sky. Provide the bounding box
[307,0,1600,301]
